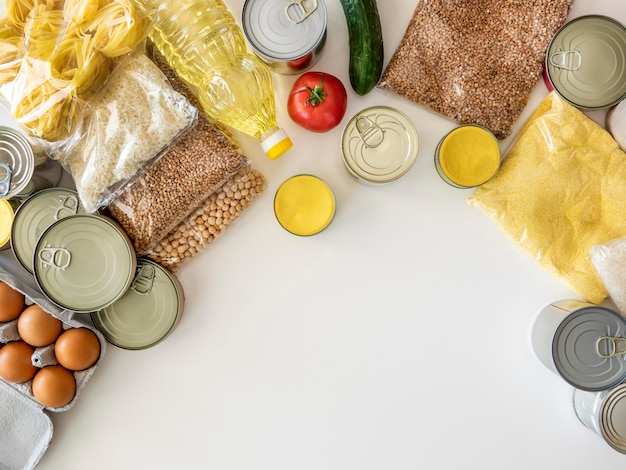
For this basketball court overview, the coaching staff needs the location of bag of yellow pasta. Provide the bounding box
[469,92,626,304]
[0,0,152,146]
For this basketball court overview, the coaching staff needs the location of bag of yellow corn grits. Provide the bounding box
[469,92,626,304]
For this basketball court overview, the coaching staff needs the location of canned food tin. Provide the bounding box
[11,188,86,274]
[435,125,500,188]
[33,214,136,313]
[0,126,35,199]
[242,0,327,74]
[91,259,185,350]
[274,174,335,236]
[573,383,626,453]
[546,15,626,109]
[0,199,16,250]
[532,300,626,391]
[341,106,418,184]
[13,174,52,201]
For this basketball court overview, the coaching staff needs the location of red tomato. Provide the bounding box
[287,72,348,133]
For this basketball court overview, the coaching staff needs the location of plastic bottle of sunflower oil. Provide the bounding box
[138,0,292,159]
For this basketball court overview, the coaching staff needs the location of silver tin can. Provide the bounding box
[532,300,626,391]
[91,258,185,350]
[0,126,35,199]
[340,106,419,184]
[33,214,137,313]
[573,383,626,453]
[545,15,626,110]
[242,0,327,74]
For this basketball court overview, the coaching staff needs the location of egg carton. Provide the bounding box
[0,261,106,470]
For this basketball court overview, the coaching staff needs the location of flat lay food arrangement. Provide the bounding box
[0,0,626,468]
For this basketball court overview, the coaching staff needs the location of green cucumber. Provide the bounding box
[338,0,384,96]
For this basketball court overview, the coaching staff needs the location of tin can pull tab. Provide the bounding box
[0,162,12,197]
[549,50,582,71]
[285,0,317,24]
[355,115,384,148]
[597,336,626,359]
[54,194,79,220]
[38,247,72,270]
[132,264,155,295]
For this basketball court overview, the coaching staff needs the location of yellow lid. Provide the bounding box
[274,174,335,236]
[436,125,500,188]
[0,199,15,248]
[261,128,293,159]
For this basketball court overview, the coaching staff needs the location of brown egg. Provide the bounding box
[32,365,76,408]
[17,304,63,347]
[0,340,37,383]
[54,327,101,371]
[0,281,25,322]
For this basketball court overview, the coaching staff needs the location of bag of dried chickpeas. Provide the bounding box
[146,168,266,272]
[469,92,626,304]
[377,0,572,139]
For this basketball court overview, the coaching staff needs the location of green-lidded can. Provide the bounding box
[546,15,626,109]
[341,106,418,184]
[33,214,136,313]
[0,126,35,199]
[91,258,185,350]
[11,188,86,274]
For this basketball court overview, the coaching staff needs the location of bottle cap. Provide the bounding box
[261,128,292,159]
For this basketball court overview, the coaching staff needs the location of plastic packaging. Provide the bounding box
[137,0,292,159]
[0,0,152,148]
[54,51,198,213]
[106,43,252,255]
[377,0,572,139]
[147,168,266,272]
[590,236,626,317]
[469,92,626,304]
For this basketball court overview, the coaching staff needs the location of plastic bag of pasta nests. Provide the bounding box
[104,42,252,255]
[0,0,152,149]
[377,0,572,139]
[469,92,626,304]
[55,50,198,213]
[146,168,266,273]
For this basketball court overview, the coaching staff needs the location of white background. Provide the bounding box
[2,0,626,468]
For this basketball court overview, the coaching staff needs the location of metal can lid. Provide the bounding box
[546,15,626,109]
[274,174,335,236]
[341,106,419,184]
[91,259,185,350]
[552,306,626,391]
[0,126,34,198]
[600,383,626,453]
[33,214,137,313]
[242,0,327,60]
[11,188,86,274]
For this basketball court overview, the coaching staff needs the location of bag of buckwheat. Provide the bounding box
[377,0,573,139]
[105,42,253,255]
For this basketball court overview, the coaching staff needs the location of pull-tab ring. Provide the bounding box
[597,336,626,359]
[549,50,582,71]
[355,115,384,148]
[54,194,79,220]
[38,247,72,270]
[132,264,156,295]
[285,0,317,24]
[0,162,12,197]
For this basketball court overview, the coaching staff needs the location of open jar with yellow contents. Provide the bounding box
[434,124,501,188]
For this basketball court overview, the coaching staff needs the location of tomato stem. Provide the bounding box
[292,75,327,107]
